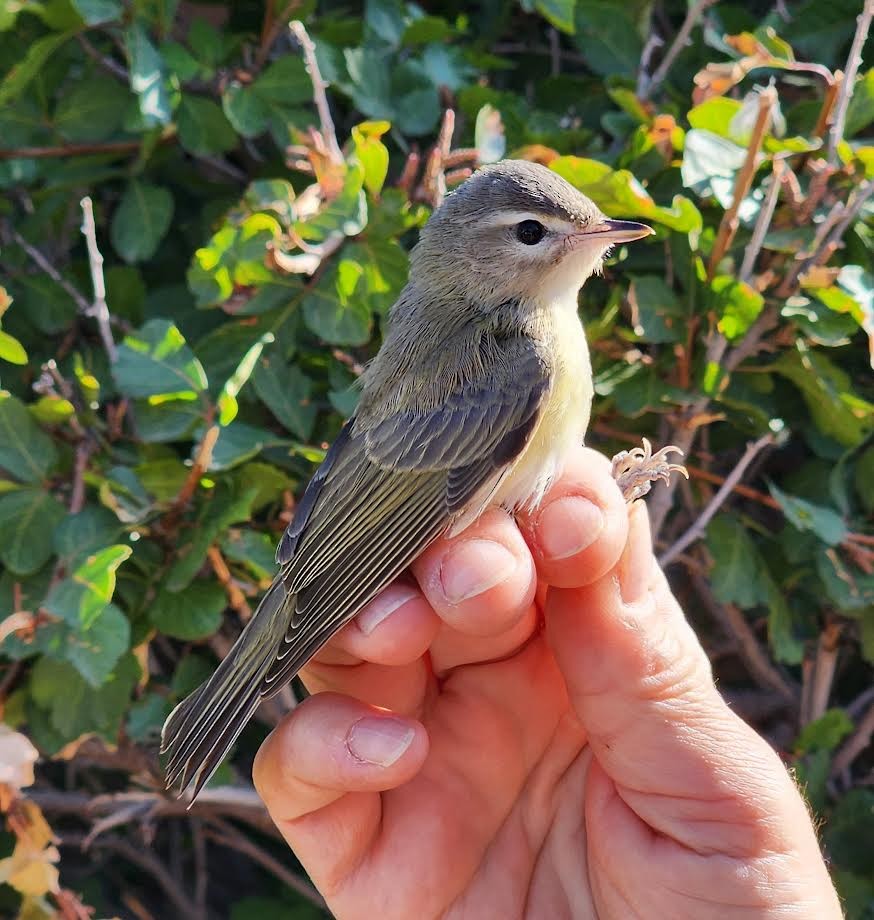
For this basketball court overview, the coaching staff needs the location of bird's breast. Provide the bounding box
[494,302,593,511]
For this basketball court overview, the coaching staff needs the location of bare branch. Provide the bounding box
[290,20,343,164]
[80,197,117,363]
[739,159,784,283]
[827,0,874,164]
[4,225,90,312]
[643,0,719,100]
[0,140,147,160]
[832,701,874,781]
[659,432,774,567]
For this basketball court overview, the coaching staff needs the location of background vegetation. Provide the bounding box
[0,0,872,916]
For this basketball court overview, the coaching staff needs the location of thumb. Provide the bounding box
[545,501,809,858]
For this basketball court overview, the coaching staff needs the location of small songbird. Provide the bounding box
[162,159,654,798]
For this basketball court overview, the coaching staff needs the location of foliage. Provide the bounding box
[0,0,872,916]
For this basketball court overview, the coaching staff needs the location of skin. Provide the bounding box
[253,445,843,920]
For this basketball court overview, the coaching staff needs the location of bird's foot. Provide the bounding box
[611,438,689,503]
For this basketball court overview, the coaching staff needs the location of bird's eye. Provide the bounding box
[515,219,546,245]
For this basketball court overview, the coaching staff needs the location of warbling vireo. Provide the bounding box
[162,159,658,799]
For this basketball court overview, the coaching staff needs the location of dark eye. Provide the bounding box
[515,219,545,245]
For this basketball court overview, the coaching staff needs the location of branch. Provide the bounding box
[61,833,200,919]
[805,621,843,724]
[80,197,117,363]
[707,86,775,279]
[739,158,784,283]
[0,140,147,160]
[205,817,327,910]
[289,21,343,164]
[827,0,874,164]
[659,432,774,567]
[207,545,252,620]
[4,226,91,312]
[831,701,874,780]
[255,0,301,70]
[642,0,718,100]
[166,415,220,521]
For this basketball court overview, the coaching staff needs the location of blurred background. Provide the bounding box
[0,0,872,917]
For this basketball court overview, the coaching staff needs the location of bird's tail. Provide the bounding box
[161,577,293,802]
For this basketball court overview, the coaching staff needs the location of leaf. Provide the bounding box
[710,276,765,340]
[253,355,317,439]
[706,514,769,608]
[110,180,174,263]
[768,483,848,546]
[0,31,74,107]
[825,790,874,875]
[177,95,238,156]
[54,76,130,142]
[573,1,641,77]
[680,129,747,206]
[0,488,65,575]
[54,506,123,567]
[0,725,38,792]
[0,396,59,483]
[217,332,273,426]
[209,421,284,471]
[627,276,683,343]
[56,603,130,687]
[71,0,123,24]
[151,580,226,639]
[795,709,853,754]
[536,0,576,33]
[222,81,271,137]
[45,544,132,629]
[113,319,208,399]
[134,398,203,442]
[845,68,874,137]
[352,121,390,196]
[0,329,27,364]
[125,22,172,127]
[303,256,373,345]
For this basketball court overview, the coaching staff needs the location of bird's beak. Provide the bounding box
[581,219,654,244]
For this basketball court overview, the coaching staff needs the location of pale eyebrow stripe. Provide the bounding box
[479,210,576,233]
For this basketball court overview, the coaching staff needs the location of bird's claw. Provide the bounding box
[611,438,689,503]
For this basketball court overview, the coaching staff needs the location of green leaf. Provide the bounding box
[681,130,747,206]
[177,95,238,156]
[125,22,172,127]
[45,544,132,628]
[573,1,641,77]
[253,355,317,439]
[134,398,203,442]
[536,0,576,33]
[706,514,769,608]
[550,156,702,234]
[825,790,874,875]
[845,68,874,137]
[769,483,848,546]
[0,488,65,575]
[151,580,226,639]
[795,709,853,754]
[0,396,59,483]
[71,0,123,24]
[253,56,312,104]
[127,692,171,742]
[54,76,130,142]
[710,276,765,340]
[217,332,273,426]
[352,121,390,196]
[113,319,208,399]
[54,506,123,567]
[222,81,271,137]
[209,421,284,471]
[221,528,278,581]
[0,31,74,108]
[59,603,130,687]
[188,17,224,69]
[0,329,27,364]
[110,180,174,263]
[766,577,804,665]
[303,256,373,345]
[627,276,683,343]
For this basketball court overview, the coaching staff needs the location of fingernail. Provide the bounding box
[439,539,517,603]
[619,501,653,605]
[356,585,419,635]
[347,717,415,767]
[536,496,605,560]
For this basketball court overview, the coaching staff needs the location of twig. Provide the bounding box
[61,833,199,919]
[659,433,774,567]
[707,86,775,279]
[80,197,117,363]
[205,817,327,910]
[207,545,252,620]
[643,0,718,100]
[831,701,874,780]
[166,415,220,520]
[691,572,798,704]
[290,21,343,164]
[826,0,874,164]
[0,140,148,160]
[739,159,784,283]
[810,179,874,267]
[5,226,91,312]
[69,441,91,514]
[76,34,128,81]
[190,818,208,920]
[806,621,843,724]
[255,0,300,70]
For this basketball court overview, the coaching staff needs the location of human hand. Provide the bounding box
[253,446,842,919]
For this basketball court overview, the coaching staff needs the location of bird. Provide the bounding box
[161,158,662,800]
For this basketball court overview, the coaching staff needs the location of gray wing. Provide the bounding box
[163,332,549,798]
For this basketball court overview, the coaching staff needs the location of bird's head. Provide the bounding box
[411,159,653,310]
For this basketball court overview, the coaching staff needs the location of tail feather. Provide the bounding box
[160,578,292,800]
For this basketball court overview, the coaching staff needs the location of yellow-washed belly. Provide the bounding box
[495,310,592,511]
